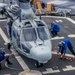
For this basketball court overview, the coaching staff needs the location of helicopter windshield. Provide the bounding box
[37,26,49,40]
[23,28,37,41]
[18,0,30,3]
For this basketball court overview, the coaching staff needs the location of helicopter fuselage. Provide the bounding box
[2,0,52,65]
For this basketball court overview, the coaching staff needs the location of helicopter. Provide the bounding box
[0,0,52,67]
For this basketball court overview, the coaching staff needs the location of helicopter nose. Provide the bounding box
[31,46,52,63]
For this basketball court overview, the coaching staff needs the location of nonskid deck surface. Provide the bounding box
[0,16,75,75]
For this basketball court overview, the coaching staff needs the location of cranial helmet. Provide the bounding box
[58,41,65,47]
[51,21,55,24]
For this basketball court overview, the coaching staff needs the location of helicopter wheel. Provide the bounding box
[35,61,43,68]
[7,43,11,50]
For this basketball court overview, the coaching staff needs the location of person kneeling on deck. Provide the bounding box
[58,39,75,60]
[0,49,12,70]
[50,22,60,37]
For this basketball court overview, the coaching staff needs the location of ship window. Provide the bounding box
[23,28,37,41]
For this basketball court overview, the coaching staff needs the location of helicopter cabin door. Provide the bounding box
[12,27,21,50]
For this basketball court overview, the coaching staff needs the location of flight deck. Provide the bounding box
[0,16,75,75]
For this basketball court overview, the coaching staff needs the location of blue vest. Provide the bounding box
[50,23,60,32]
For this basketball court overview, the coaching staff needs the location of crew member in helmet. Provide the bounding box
[50,22,60,37]
[58,39,75,59]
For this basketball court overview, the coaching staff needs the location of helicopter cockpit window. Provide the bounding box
[37,27,48,40]
[18,0,30,3]
[23,28,37,41]
[24,21,32,28]
[25,21,30,25]
[36,21,44,26]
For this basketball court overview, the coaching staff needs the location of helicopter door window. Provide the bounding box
[17,39,21,48]
[13,30,21,48]
[15,31,21,48]
[37,27,48,40]
[13,30,16,38]
[22,44,30,53]
[23,28,37,41]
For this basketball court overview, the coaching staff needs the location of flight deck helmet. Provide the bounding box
[58,41,65,47]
